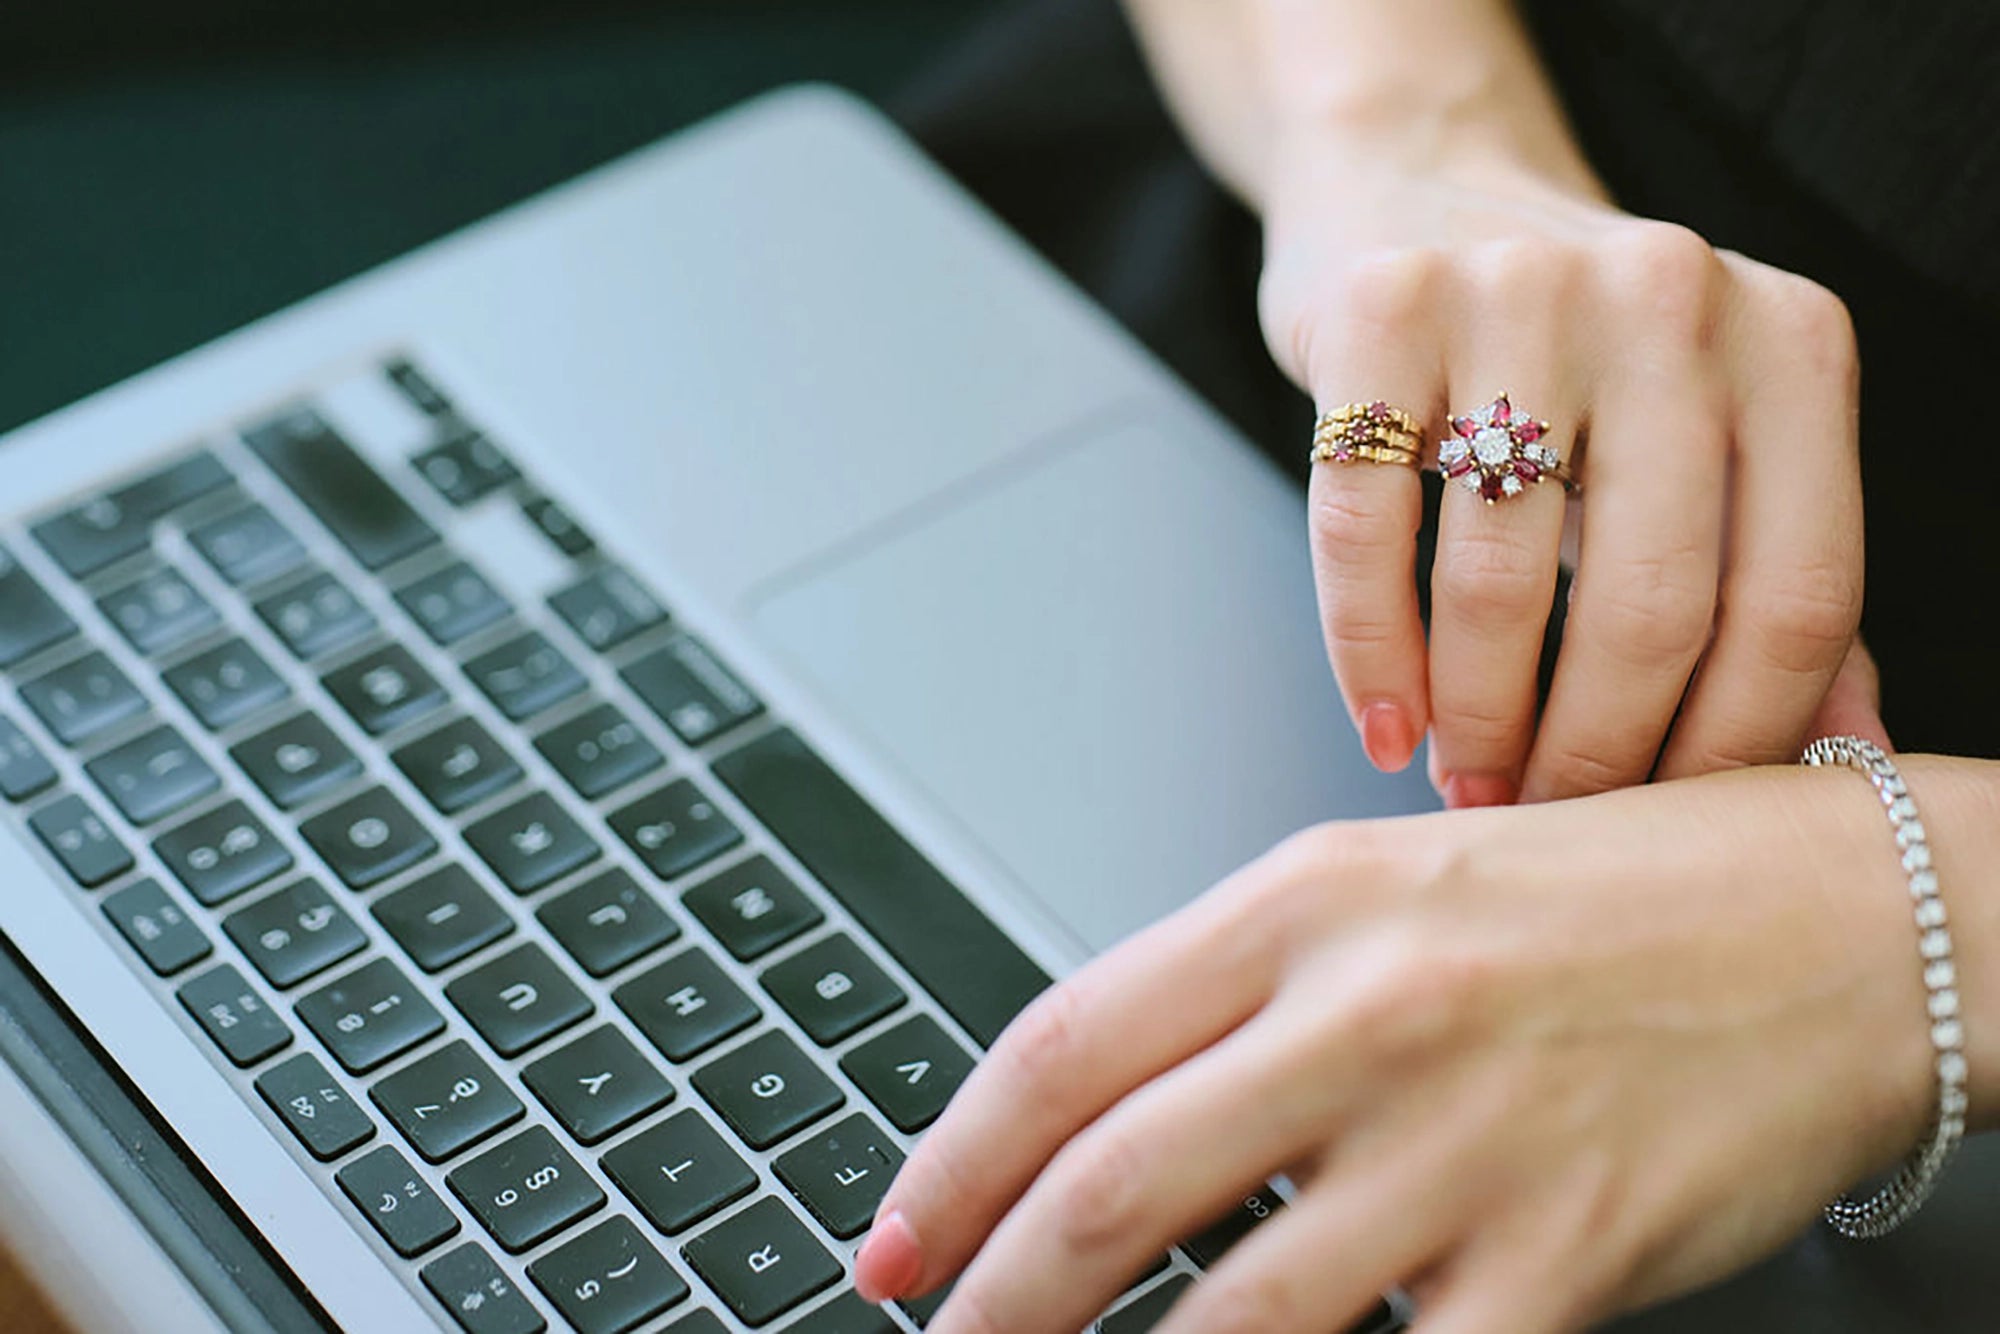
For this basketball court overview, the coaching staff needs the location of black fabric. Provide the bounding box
[897,0,2000,761]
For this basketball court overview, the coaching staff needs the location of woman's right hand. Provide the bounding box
[1255,91,1865,808]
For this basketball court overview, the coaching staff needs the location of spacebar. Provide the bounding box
[244,408,439,571]
[712,728,1049,1048]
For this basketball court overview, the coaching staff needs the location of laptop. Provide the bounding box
[0,86,1432,1333]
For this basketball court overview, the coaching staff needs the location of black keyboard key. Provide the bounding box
[256,1051,376,1160]
[839,1016,975,1134]
[98,567,220,656]
[188,503,307,588]
[548,566,668,654]
[449,1126,603,1253]
[102,878,212,975]
[0,715,58,803]
[1182,1189,1285,1268]
[323,643,448,736]
[178,963,292,1066]
[0,546,76,669]
[371,1040,524,1163]
[609,781,741,882]
[601,1110,756,1235]
[338,1145,462,1257]
[254,571,376,661]
[621,638,762,747]
[614,949,758,1064]
[21,651,146,746]
[224,877,368,987]
[163,637,290,731]
[522,1025,672,1146]
[414,434,521,508]
[534,703,662,800]
[396,560,512,645]
[520,495,594,559]
[801,1293,900,1334]
[85,724,219,825]
[154,800,293,905]
[692,1030,844,1150]
[29,792,134,888]
[537,867,679,978]
[231,712,363,810]
[895,1281,953,1330]
[446,944,593,1058]
[681,857,821,963]
[464,793,599,895]
[1100,1277,1193,1334]
[422,1243,548,1334]
[246,407,441,571]
[774,1114,905,1240]
[386,358,455,417]
[301,786,437,890]
[762,935,906,1047]
[682,1196,841,1327]
[374,864,513,973]
[31,452,230,578]
[664,1312,727,1334]
[394,717,523,815]
[716,729,1049,1047]
[465,633,585,722]
[529,1216,688,1334]
[298,958,445,1073]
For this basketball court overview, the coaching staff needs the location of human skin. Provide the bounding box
[1118,0,1868,809]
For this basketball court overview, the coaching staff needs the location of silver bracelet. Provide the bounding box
[1802,735,1968,1238]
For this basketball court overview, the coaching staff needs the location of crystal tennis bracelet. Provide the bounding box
[1804,735,1968,1238]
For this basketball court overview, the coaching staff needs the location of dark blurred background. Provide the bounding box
[0,0,1005,435]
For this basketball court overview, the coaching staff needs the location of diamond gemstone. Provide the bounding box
[1933,1019,1966,1050]
[1500,473,1524,496]
[1440,438,1469,466]
[1904,843,1933,872]
[1925,959,1957,989]
[1929,988,1960,1019]
[1915,898,1948,929]
[1459,471,1484,493]
[1910,869,1940,898]
[1471,426,1514,466]
[1939,1051,1968,1084]
[1920,928,1952,960]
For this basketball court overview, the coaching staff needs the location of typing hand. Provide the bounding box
[854,763,1957,1333]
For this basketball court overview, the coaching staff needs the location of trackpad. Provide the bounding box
[747,416,1435,956]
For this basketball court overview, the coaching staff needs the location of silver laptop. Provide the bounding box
[0,87,1432,1334]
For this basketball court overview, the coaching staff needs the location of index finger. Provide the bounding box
[857,865,1291,1303]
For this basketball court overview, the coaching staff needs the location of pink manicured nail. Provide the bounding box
[854,1210,924,1304]
[1359,702,1417,772]
[1443,772,1516,809]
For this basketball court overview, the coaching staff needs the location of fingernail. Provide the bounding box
[855,1210,924,1304]
[1442,772,1516,809]
[1359,702,1417,773]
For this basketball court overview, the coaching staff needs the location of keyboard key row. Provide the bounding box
[31,450,231,579]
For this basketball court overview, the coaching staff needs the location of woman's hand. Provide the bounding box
[1263,125,1865,807]
[855,764,1954,1333]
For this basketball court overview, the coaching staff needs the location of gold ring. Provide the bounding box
[1311,400,1424,468]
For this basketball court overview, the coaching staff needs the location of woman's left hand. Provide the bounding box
[855,764,1947,1333]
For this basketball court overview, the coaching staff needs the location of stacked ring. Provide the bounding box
[1310,401,1423,468]
[1439,393,1574,503]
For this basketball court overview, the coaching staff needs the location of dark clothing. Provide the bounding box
[897,0,2000,760]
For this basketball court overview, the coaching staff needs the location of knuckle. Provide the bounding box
[1333,934,1497,1066]
[1335,246,1448,339]
[1602,222,1719,338]
[1763,273,1858,379]
[1579,551,1716,667]
[1051,1128,1151,1252]
[1310,484,1409,569]
[1739,563,1862,676]
[995,979,1091,1094]
[1434,529,1555,630]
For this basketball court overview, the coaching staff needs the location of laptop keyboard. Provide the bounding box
[0,354,1401,1334]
